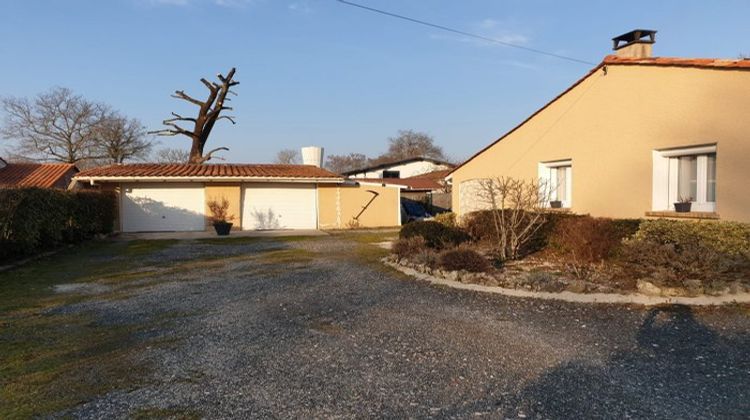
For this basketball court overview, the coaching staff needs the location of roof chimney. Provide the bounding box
[612,29,656,58]
[301,146,324,168]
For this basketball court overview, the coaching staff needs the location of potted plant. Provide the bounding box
[207,197,234,235]
[549,200,563,209]
[674,196,693,213]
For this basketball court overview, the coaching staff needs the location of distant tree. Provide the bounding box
[325,152,369,174]
[378,129,445,162]
[150,68,239,164]
[1,87,108,163]
[275,148,300,164]
[154,148,190,164]
[740,53,750,59]
[94,112,152,164]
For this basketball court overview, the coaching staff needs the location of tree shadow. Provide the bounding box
[503,305,750,418]
[124,195,205,232]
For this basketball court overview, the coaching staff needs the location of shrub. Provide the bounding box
[618,220,750,287]
[413,248,439,268]
[0,188,115,261]
[465,210,575,257]
[438,248,491,272]
[549,217,641,263]
[399,220,470,249]
[433,212,456,228]
[392,236,427,261]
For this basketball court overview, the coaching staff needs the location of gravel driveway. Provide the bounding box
[56,235,749,419]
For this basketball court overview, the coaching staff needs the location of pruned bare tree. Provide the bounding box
[150,68,239,164]
[153,147,191,164]
[94,112,152,164]
[1,87,108,163]
[275,148,300,164]
[476,177,552,260]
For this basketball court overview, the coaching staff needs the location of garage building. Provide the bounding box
[72,163,401,232]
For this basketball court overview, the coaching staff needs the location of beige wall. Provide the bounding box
[451,64,750,222]
[318,184,400,229]
[205,184,242,229]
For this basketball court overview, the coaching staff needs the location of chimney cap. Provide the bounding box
[612,29,657,50]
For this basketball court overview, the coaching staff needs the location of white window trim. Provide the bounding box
[652,145,716,212]
[538,159,572,208]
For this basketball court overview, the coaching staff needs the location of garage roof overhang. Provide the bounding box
[74,176,344,185]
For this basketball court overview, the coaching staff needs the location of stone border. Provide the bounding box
[383,259,750,306]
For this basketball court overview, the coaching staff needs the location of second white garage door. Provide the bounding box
[242,183,317,230]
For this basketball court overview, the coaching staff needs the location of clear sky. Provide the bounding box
[1,1,748,163]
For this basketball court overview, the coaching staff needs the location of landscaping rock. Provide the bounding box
[636,279,662,296]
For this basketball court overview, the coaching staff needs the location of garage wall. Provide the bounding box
[205,184,242,229]
[318,184,400,229]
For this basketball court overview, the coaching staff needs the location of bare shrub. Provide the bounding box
[392,236,427,261]
[413,248,439,268]
[475,177,551,261]
[207,197,234,223]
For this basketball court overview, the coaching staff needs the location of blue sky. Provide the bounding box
[1,0,749,163]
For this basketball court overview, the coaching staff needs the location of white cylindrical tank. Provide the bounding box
[301,146,324,167]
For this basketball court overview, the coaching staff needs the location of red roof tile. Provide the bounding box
[74,163,342,180]
[356,177,443,191]
[603,55,750,69]
[0,163,78,189]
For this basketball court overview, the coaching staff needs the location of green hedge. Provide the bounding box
[0,188,116,261]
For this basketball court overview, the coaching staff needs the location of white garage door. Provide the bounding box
[242,183,317,230]
[121,183,206,232]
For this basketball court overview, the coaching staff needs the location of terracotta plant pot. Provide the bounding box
[213,221,233,236]
[674,202,692,213]
[550,200,563,209]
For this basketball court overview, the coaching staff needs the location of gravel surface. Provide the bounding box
[56,236,750,419]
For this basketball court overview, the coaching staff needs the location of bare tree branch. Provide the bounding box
[171,90,205,106]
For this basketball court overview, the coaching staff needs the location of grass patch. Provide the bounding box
[123,239,179,257]
[195,236,261,245]
[0,313,148,418]
[0,238,186,417]
[334,230,397,245]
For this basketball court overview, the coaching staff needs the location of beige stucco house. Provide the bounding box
[448,30,750,223]
[72,163,401,232]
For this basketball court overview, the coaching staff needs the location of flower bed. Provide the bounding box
[390,217,750,298]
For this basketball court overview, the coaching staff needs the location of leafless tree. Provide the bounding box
[1,87,108,163]
[153,147,191,164]
[94,112,152,164]
[325,152,370,174]
[476,176,552,260]
[374,129,445,163]
[275,148,300,164]
[150,68,239,164]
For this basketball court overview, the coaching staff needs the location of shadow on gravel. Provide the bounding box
[505,305,750,418]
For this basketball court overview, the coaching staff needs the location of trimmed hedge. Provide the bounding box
[463,210,577,257]
[0,188,115,261]
[618,220,750,287]
[548,217,642,264]
[399,220,470,249]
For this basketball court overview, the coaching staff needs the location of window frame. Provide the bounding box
[538,159,572,208]
[652,144,717,212]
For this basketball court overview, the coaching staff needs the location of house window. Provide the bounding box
[382,170,400,179]
[652,145,716,212]
[538,160,572,207]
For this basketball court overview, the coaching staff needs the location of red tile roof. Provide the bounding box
[407,169,453,180]
[74,163,342,180]
[356,169,451,191]
[449,55,750,177]
[603,55,750,69]
[0,163,78,189]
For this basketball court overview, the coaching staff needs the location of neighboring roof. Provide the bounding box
[74,163,342,181]
[341,157,454,176]
[407,169,453,180]
[449,54,750,177]
[0,163,78,189]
